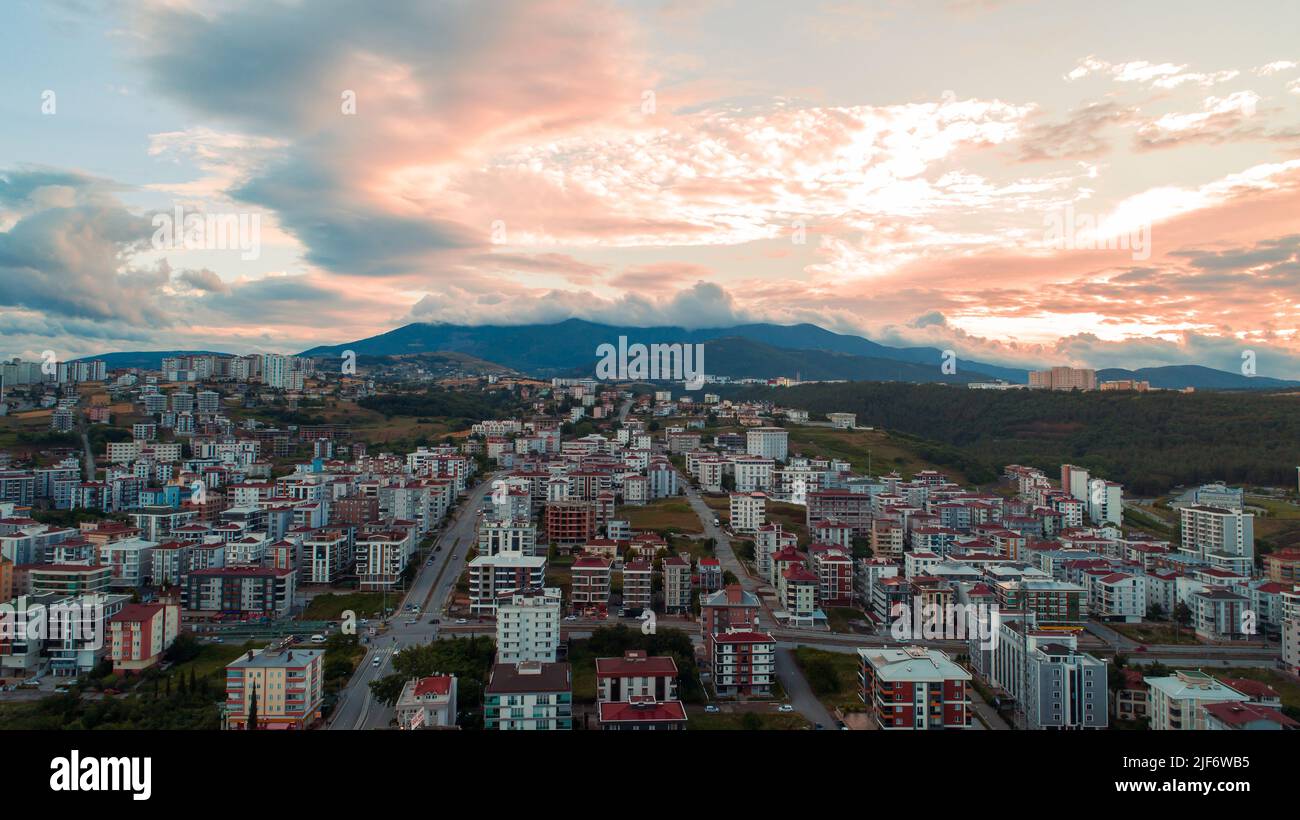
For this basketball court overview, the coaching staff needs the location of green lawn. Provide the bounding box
[687,711,810,730]
[1111,622,1202,645]
[302,592,389,620]
[617,499,704,533]
[825,606,867,633]
[793,647,863,713]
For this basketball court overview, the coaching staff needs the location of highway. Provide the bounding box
[327,472,497,730]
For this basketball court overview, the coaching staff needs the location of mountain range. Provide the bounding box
[78,320,1300,390]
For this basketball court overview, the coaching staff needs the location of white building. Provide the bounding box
[496,587,562,664]
[1180,505,1254,574]
[746,427,788,462]
[729,492,766,535]
[1146,670,1248,730]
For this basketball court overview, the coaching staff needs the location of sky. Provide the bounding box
[1,0,1299,376]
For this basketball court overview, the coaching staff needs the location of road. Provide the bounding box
[327,472,498,730]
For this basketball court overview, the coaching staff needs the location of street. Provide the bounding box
[326,472,498,730]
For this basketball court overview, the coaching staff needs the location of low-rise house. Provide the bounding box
[395,675,459,729]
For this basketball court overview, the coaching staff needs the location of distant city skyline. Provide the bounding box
[2,1,1300,376]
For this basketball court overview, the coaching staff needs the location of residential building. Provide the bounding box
[107,601,180,673]
[496,587,561,664]
[395,675,459,729]
[711,629,776,697]
[622,559,653,612]
[570,556,611,616]
[1146,670,1249,731]
[223,647,324,729]
[858,646,972,730]
[729,491,766,535]
[662,554,692,614]
[483,661,573,730]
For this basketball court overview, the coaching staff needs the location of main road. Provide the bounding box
[327,471,498,730]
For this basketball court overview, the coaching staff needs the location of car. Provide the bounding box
[429,618,441,625]
[455,618,468,624]
[814,723,824,730]
[54,686,70,694]
[404,619,417,625]
[372,656,381,667]
[310,634,327,644]
[777,704,794,713]
[563,615,577,621]
[704,705,720,713]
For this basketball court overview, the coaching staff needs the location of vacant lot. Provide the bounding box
[617,499,703,533]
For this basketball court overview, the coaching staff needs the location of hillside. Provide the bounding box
[733,381,1300,495]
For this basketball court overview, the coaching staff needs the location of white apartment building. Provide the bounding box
[1180,505,1254,574]
[1089,571,1146,622]
[729,492,766,535]
[746,427,788,462]
[1087,478,1123,526]
[732,456,775,493]
[260,353,291,389]
[496,587,562,664]
[478,518,538,557]
[1146,670,1248,730]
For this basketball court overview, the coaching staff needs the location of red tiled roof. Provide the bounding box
[413,676,453,697]
[595,652,678,677]
[1202,701,1298,729]
[598,700,687,723]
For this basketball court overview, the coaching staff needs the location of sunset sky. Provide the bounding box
[2,0,1300,376]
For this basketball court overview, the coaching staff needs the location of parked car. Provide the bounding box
[310,634,327,644]
[777,704,794,713]
[455,618,468,625]
[704,705,720,713]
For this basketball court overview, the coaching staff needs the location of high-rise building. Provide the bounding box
[1029,367,1097,391]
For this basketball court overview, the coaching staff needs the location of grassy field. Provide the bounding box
[1111,622,1202,645]
[793,647,863,713]
[687,711,810,730]
[786,426,973,486]
[302,592,390,620]
[824,606,868,633]
[617,499,703,533]
[167,640,268,687]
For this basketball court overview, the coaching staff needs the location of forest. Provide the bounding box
[732,382,1300,495]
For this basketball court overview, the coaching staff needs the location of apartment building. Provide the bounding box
[355,528,416,591]
[108,601,180,672]
[712,629,776,697]
[662,554,692,614]
[183,566,296,616]
[745,427,788,462]
[467,553,547,616]
[223,647,324,730]
[806,489,873,537]
[570,556,611,616]
[858,646,972,730]
[496,587,561,664]
[483,661,573,730]
[478,518,538,557]
[1146,670,1249,730]
[729,491,766,535]
[622,559,654,613]
[1179,505,1254,574]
